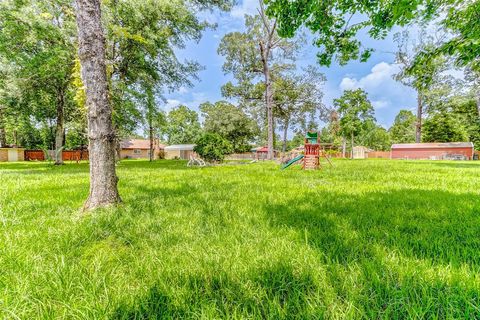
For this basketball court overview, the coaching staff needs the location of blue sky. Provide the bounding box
[163,0,418,129]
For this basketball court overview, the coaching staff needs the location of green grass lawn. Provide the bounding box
[1,159,480,319]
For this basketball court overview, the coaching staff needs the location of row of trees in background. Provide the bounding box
[1,0,478,209]
[2,0,476,160]
[0,0,231,164]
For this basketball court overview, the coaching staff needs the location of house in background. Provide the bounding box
[164,144,196,160]
[391,142,474,160]
[120,139,165,159]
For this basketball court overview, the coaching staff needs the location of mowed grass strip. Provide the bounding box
[1,159,480,319]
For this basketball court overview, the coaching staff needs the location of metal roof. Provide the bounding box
[391,142,474,149]
[164,144,196,151]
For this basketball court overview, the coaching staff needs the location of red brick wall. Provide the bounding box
[391,147,473,160]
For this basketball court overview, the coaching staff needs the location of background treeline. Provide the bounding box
[1,0,479,162]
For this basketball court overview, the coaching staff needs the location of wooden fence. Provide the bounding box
[24,150,45,161]
[62,150,89,161]
[367,151,391,159]
[24,150,89,161]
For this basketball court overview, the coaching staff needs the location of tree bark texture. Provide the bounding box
[415,92,422,143]
[351,132,354,159]
[282,119,289,153]
[75,0,121,210]
[342,137,346,158]
[0,107,6,147]
[261,45,274,160]
[476,88,480,117]
[149,122,154,162]
[54,88,65,165]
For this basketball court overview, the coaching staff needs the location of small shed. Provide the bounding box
[164,144,196,160]
[352,146,372,159]
[0,147,25,162]
[391,142,474,160]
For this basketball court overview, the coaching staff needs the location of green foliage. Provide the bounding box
[218,14,299,81]
[200,101,258,153]
[389,110,416,144]
[358,122,391,151]
[423,113,468,143]
[164,105,202,144]
[0,0,233,149]
[264,0,424,65]
[218,9,302,150]
[421,94,480,147]
[412,1,480,72]
[64,122,88,150]
[194,132,233,162]
[393,30,450,92]
[449,97,480,149]
[273,66,327,150]
[334,89,375,140]
[265,0,478,74]
[287,132,305,150]
[0,0,77,149]
[3,160,480,318]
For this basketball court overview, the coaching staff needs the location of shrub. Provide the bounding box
[194,133,233,163]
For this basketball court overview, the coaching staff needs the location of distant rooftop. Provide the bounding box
[120,139,165,150]
[164,144,196,151]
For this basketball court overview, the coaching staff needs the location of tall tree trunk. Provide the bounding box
[282,119,289,153]
[415,92,422,143]
[476,88,480,117]
[147,86,154,162]
[261,49,274,160]
[75,0,121,210]
[0,107,6,147]
[149,121,154,162]
[54,88,65,165]
[342,137,346,158]
[351,132,354,159]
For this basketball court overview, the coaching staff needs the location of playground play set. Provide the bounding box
[281,131,332,170]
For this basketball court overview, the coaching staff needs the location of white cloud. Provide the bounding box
[338,61,417,126]
[164,99,181,111]
[339,77,358,91]
[338,62,413,111]
[177,86,188,94]
[340,62,401,91]
[372,100,389,109]
[230,0,259,19]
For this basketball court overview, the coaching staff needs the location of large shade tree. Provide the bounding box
[163,105,202,145]
[200,101,258,152]
[265,0,479,112]
[334,89,375,159]
[273,66,327,152]
[75,0,121,209]
[0,0,77,164]
[218,0,301,159]
[389,110,416,144]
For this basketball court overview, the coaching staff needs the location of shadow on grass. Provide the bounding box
[111,264,322,319]
[390,160,480,169]
[265,188,480,266]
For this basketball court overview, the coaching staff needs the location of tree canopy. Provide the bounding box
[200,101,258,153]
